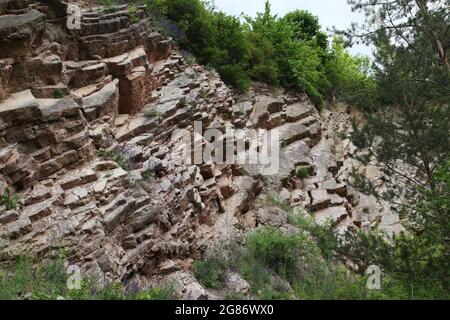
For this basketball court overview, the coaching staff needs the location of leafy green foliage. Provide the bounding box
[144,108,163,118]
[336,161,450,299]
[0,255,177,300]
[133,285,178,300]
[178,96,186,107]
[52,89,65,99]
[148,0,372,110]
[141,169,154,181]
[193,254,227,289]
[266,194,291,212]
[99,148,131,171]
[100,0,117,13]
[194,191,450,300]
[128,2,140,23]
[283,10,328,49]
[296,166,311,179]
[1,188,21,210]
[246,227,318,277]
[326,37,377,111]
[346,0,450,195]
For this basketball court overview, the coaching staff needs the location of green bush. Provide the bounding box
[193,255,227,289]
[134,285,178,300]
[218,64,251,92]
[100,0,117,13]
[0,255,76,300]
[141,169,154,181]
[326,37,377,112]
[128,3,140,23]
[144,108,163,118]
[147,0,377,109]
[296,166,310,179]
[1,188,21,210]
[99,148,130,171]
[149,0,372,106]
[0,255,178,300]
[178,96,188,108]
[246,227,317,277]
[52,89,65,99]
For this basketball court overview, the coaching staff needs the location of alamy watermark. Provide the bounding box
[65,261,82,290]
[171,122,280,175]
[366,265,382,290]
[67,4,81,30]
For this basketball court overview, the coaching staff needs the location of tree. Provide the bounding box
[283,10,328,50]
[339,0,449,298]
[347,0,450,201]
[339,160,450,297]
[345,0,450,71]
[326,36,377,111]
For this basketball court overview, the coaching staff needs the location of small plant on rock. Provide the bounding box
[0,254,179,300]
[178,97,187,108]
[296,166,311,179]
[193,255,227,289]
[1,188,22,211]
[134,282,179,300]
[128,2,140,23]
[198,88,209,100]
[101,0,117,13]
[184,54,196,66]
[52,89,65,99]
[144,109,163,119]
[141,169,154,182]
[99,148,130,171]
[267,194,291,212]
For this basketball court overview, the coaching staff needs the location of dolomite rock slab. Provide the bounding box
[286,103,314,122]
[233,101,253,116]
[310,189,332,211]
[103,197,136,232]
[59,168,97,190]
[82,79,119,122]
[118,67,152,115]
[128,46,149,68]
[24,184,52,206]
[284,140,312,166]
[0,89,40,124]
[32,83,70,99]
[226,272,250,295]
[169,271,209,300]
[317,179,347,197]
[254,95,284,114]
[256,207,288,228]
[4,216,32,239]
[279,122,311,146]
[37,98,80,121]
[314,206,348,225]
[0,210,19,224]
[0,60,12,101]
[115,116,157,142]
[0,9,46,58]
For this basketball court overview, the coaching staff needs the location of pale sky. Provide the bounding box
[214,0,372,56]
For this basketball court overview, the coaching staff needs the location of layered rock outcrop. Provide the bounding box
[0,1,403,298]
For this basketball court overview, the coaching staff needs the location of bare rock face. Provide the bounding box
[0,9,46,58]
[225,271,250,295]
[82,79,120,122]
[169,271,209,300]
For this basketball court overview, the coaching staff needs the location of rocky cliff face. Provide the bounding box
[0,1,402,298]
